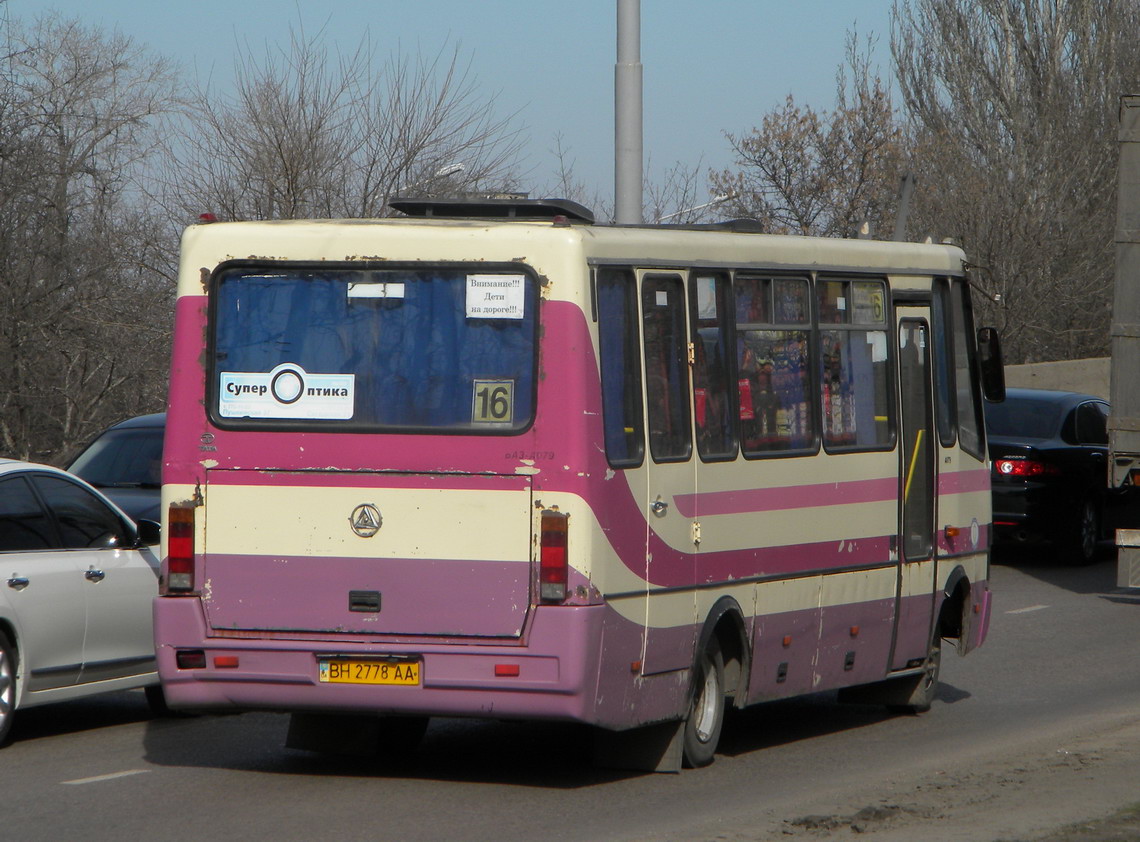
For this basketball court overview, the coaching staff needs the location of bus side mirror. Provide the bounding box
[977,326,1005,403]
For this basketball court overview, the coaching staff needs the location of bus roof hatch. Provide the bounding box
[388,196,595,224]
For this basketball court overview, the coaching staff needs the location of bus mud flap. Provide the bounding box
[592,721,683,773]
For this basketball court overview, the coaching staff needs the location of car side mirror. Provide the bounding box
[977,326,1005,403]
[136,518,162,546]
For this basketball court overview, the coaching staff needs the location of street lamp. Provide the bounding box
[432,163,466,179]
[656,192,737,223]
[397,163,467,197]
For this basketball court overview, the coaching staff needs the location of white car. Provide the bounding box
[0,459,162,746]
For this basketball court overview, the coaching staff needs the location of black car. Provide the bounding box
[984,389,1109,564]
[67,412,166,524]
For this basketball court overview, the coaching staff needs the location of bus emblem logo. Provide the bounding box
[349,504,382,537]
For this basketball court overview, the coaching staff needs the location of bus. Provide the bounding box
[154,198,1003,771]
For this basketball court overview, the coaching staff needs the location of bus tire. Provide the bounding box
[0,631,16,747]
[682,638,725,768]
[887,636,941,715]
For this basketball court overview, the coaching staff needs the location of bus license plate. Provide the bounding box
[319,660,420,686]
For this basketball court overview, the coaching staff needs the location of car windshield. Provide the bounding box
[211,267,538,432]
[984,397,1063,439]
[68,427,164,488]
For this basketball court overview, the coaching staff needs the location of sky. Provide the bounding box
[7,1,894,209]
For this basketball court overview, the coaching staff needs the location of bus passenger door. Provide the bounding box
[639,272,698,675]
[892,314,938,670]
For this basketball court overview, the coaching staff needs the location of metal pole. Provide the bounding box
[615,0,643,224]
[1110,95,1140,588]
[893,172,915,242]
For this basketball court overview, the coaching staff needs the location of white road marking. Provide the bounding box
[1006,604,1050,614]
[62,769,150,786]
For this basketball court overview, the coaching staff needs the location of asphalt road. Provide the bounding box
[2,552,1138,842]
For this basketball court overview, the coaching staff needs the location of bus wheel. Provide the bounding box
[682,638,725,768]
[887,637,941,714]
[0,631,16,747]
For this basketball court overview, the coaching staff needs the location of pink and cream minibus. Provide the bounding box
[154,198,1001,770]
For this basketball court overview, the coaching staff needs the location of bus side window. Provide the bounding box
[598,268,645,468]
[736,276,813,454]
[818,279,893,451]
[642,275,692,463]
[932,279,958,447]
[950,280,986,460]
[690,273,737,460]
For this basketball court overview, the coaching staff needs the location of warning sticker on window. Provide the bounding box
[219,364,355,419]
[466,274,525,319]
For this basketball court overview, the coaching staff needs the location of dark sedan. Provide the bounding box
[985,388,1109,564]
[67,412,165,524]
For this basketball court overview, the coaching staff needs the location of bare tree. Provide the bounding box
[163,28,526,221]
[539,135,716,225]
[539,132,612,218]
[894,0,1140,363]
[711,34,907,238]
[645,157,710,225]
[0,13,182,461]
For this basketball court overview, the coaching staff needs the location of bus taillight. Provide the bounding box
[165,503,196,593]
[540,509,569,602]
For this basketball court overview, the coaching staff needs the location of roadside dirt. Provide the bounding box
[720,712,1140,841]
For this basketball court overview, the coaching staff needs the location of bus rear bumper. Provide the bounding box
[154,597,606,723]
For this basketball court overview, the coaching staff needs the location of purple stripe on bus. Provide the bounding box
[694,535,895,583]
[673,468,989,519]
[673,477,899,518]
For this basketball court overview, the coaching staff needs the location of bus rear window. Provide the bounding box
[210,266,537,432]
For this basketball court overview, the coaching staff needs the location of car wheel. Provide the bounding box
[1068,497,1100,566]
[682,638,725,768]
[0,631,16,747]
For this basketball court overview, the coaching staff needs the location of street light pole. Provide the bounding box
[615,0,643,224]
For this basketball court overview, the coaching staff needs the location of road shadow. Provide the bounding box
[140,711,628,787]
[993,545,1121,595]
[138,684,971,786]
[717,683,970,759]
[1103,591,1140,605]
[6,688,156,747]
